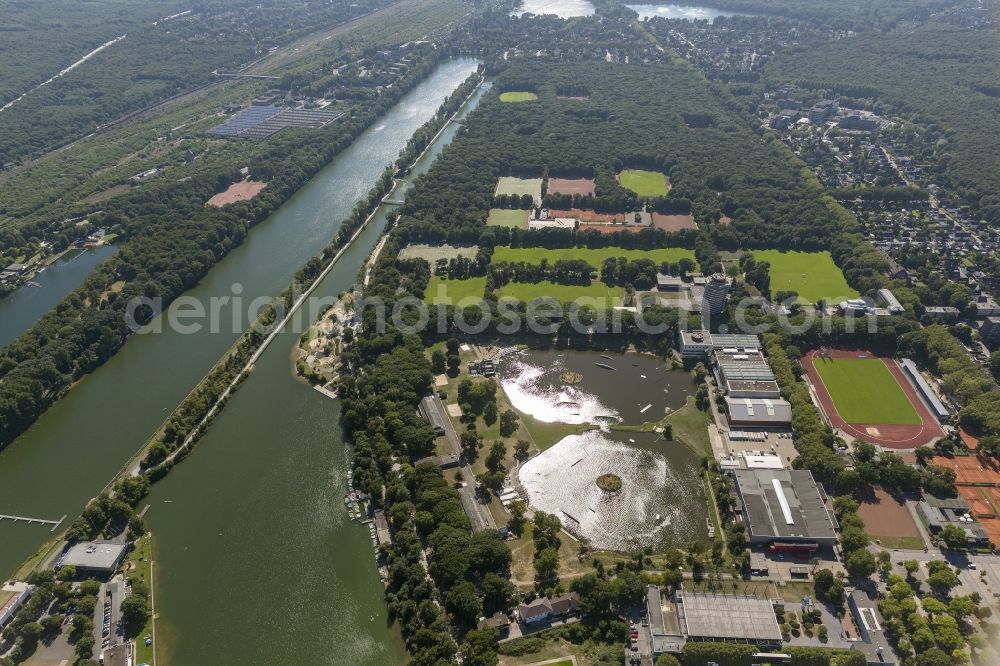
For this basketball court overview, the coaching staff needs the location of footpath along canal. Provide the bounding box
[0,57,480,577]
[142,73,490,662]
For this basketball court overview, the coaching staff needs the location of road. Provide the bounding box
[426,392,496,532]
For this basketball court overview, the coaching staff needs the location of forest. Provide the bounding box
[397,60,856,252]
[764,20,1000,224]
[0,0,395,166]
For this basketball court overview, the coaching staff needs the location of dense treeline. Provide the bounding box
[901,325,1000,437]
[0,0,396,166]
[0,50,447,449]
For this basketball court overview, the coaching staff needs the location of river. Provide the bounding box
[142,72,490,662]
[0,57,481,578]
[0,245,116,349]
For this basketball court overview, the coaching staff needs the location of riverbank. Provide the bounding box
[139,62,486,665]
[0,57,481,581]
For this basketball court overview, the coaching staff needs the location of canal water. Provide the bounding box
[497,348,690,425]
[0,245,116,349]
[143,76,490,662]
[626,3,758,22]
[0,57,480,577]
[517,429,709,550]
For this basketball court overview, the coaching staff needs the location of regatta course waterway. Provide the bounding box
[0,58,481,591]
[145,65,488,664]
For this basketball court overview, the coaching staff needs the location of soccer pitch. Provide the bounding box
[618,169,669,197]
[423,275,486,305]
[813,357,921,425]
[495,177,543,206]
[491,246,694,267]
[487,209,529,228]
[499,91,538,102]
[498,280,622,304]
[753,249,858,304]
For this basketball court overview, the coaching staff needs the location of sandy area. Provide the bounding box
[207,180,267,207]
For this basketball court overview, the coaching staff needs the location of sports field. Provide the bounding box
[547,177,595,196]
[618,169,669,197]
[812,357,920,425]
[495,177,543,206]
[498,280,621,304]
[752,249,857,304]
[424,275,486,304]
[491,246,694,267]
[488,209,529,228]
[499,91,538,103]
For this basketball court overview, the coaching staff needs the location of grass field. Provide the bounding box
[618,169,669,196]
[491,245,694,267]
[753,249,858,304]
[813,357,921,425]
[424,275,486,304]
[499,91,539,102]
[498,280,621,304]
[487,208,529,228]
[495,177,543,204]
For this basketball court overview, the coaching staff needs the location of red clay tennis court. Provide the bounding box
[651,213,697,232]
[547,178,595,196]
[803,349,943,449]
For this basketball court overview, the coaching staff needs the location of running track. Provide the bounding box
[803,349,943,450]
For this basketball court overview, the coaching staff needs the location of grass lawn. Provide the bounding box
[753,249,858,304]
[508,523,591,588]
[499,91,539,103]
[521,412,596,451]
[875,535,926,549]
[491,245,694,267]
[495,177,543,203]
[813,357,920,425]
[488,208,529,228]
[127,533,156,666]
[424,275,486,305]
[618,169,669,196]
[498,280,621,304]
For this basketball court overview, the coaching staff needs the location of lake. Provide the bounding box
[497,348,691,425]
[512,0,596,18]
[626,3,758,22]
[518,429,709,550]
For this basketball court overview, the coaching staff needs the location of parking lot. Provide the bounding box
[94,577,125,653]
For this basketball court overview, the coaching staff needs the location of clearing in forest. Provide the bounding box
[487,209,529,228]
[618,169,669,197]
[423,275,486,304]
[499,91,538,102]
[495,177,543,206]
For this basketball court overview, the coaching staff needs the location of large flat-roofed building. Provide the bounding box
[678,330,760,359]
[675,590,782,644]
[732,469,838,546]
[59,541,128,575]
[0,582,32,629]
[916,499,990,546]
[418,395,449,436]
[713,347,780,398]
[724,398,792,427]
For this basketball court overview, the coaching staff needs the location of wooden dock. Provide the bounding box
[0,513,67,532]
